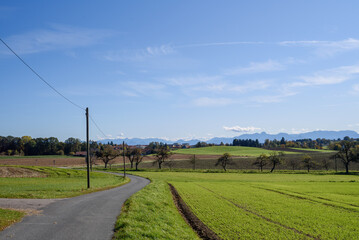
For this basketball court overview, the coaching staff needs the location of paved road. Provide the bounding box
[0,173,150,240]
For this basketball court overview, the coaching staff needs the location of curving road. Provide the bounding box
[0,173,150,240]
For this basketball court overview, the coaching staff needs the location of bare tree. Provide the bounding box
[154,146,173,169]
[165,158,175,171]
[335,140,359,174]
[269,151,285,173]
[252,154,268,172]
[287,158,298,171]
[125,148,136,169]
[89,148,98,171]
[321,158,330,171]
[302,154,315,172]
[96,145,120,168]
[215,153,233,171]
[189,154,197,170]
[133,148,144,171]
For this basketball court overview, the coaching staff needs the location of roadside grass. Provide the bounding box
[0,208,25,231]
[114,170,358,240]
[113,175,199,239]
[0,166,129,198]
[173,146,297,156]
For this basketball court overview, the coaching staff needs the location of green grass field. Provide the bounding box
[0,166,129,198]
[289,148,337,153]
[122,171,359,240]
[173,146,295,156]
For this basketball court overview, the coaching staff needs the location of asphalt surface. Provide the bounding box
[0,173,150,240]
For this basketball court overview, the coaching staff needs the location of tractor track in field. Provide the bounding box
[169,184,222,240]
[254,186,358,212]
[279,188,359,208]
[194,183,320,240]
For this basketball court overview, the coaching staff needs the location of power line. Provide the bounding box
[89,115,108,139]
[1,37,110,140]
[0,37,86,111]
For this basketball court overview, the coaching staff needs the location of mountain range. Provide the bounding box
[97,130,359,145]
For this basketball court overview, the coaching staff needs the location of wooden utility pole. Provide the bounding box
[123,141,126,178]
[334,155,337,172]
[86,108,90,188]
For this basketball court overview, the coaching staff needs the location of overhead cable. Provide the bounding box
[0,37,86,111]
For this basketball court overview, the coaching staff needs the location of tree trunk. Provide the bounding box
[345,163,349,174]
[130,161,133,169]
[270,163,276,172]
[135,163,138,171]
[158,161,162,169]
[104,162,108,168]
[260,166,263,172]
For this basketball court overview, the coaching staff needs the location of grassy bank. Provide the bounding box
[113,175,199,240]
[0,166,129,198]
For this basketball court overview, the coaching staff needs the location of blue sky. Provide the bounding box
[1,1,359,141]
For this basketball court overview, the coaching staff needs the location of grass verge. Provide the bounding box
[113,174,199,239]
[0,208,26,231]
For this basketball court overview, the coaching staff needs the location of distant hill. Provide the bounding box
[207,130,359,144]
[98,130,359,145]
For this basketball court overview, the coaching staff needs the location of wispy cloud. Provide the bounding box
[224,60,285,75]
[146,45,174,56]
[223,126,262,133]
[192,97,233,107]
[3,24,114,54]
[194,80,272,93]
[291,64,359,87]
[350,84,359,95]
[177,41,265,48]
[280,38,359,56]
[163,75,221,87]
[103,44,174,62]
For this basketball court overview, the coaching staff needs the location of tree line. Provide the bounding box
[232,136,358,150]
[0,135,94,156]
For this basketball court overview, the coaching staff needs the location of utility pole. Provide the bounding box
[86,108,90,188]
[123,141,126,178]
[334,155,337,172]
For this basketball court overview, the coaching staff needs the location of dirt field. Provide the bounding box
[1,153,358,171]
[0,167,46,178]
[0,154,223,167]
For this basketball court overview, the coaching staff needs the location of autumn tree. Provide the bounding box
[215,153,233,171]
[154,146,172,169]
[335,140,359,174]
[302,154,315,172]
[268,151,285,172]
[96,145,119,168]
[253,153,268,172]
